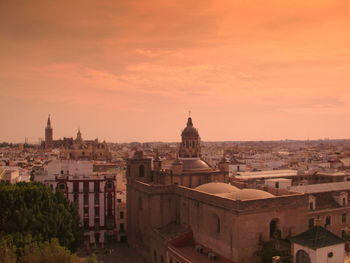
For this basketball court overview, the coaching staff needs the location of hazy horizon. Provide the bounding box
[1,0,350,143]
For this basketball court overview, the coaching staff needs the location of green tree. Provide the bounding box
[0,182,83,251]
[84,254,102,263]
[19,239,80,263]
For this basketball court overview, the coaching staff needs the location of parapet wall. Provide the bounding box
[130,180,308,213]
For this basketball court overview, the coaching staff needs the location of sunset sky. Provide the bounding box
[1,0,350,143]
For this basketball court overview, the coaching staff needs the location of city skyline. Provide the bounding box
[1,0,350,142]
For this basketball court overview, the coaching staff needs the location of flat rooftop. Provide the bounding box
[235,169,298,180]
[289,181,350,194]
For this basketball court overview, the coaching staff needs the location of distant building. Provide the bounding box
[42,116,111,161]
[0,167,20,183]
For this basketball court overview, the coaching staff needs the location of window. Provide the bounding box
[139,165,145,177]
[107,193,113,216]
[270,219,280,238]
[342,213,347,224]
[325,215,331,226]
[120,211,124,219]
[343,197,347,206]
[95,207,100,217]
[84,207,88,216]
[308,218,314,228]
[94,182,100,193]
[120,223,125,232]
[84,194,89,205]
[295,250,311,263]
[94,193,99,205]
[84,218,89,229]
[309,202,314,210]
[117,199,122,203]
[106,182,113,190]
[275,182,279,189]
[83,182,89,193]
[94,218,100,228]
[73,182,79,192]
[58,183,65,190]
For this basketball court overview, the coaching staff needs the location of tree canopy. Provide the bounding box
[0,182,83,252]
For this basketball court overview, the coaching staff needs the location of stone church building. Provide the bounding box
[126,117,309,263]
[43,115,111,160]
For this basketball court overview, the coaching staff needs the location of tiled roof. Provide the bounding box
[290,226,345,249]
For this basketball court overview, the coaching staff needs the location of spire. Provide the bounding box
[47,114,51,127]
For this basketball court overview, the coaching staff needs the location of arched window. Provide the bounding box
[139,165,145,177]
[270,218,280,238]
[295,250,311,263]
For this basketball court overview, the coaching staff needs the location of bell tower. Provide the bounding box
[45,115,53,149]
[179,116,201,158]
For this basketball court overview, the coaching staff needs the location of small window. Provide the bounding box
[94,193,99,205]
[120,223,125,232]
[95,207,100,217]
[343,197,346,206]
[325,215,331,226]
[84,194,89,205]
[73,182,79,192]
[117,199,122,203]
[107,182,113,190]
[275,182,279,188]
[94,218,100,227]
[342,213,347,224]
[139,165,145,177]
[84,218,89,229]
[94,182,100,193]
[83,182,89,193]
[309,202,314,210]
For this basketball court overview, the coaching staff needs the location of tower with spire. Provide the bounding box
[76,128,83,142]
[179,114,201,158]
[45,115,53,149]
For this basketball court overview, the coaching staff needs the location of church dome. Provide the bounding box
[195,182,240,194]
[181,117,199,137]
[225,189,275,200]
[180,158,211,171]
